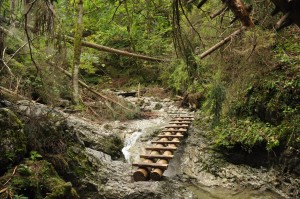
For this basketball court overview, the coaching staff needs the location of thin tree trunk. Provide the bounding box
[72,0,84,105]
[124,0,135,51]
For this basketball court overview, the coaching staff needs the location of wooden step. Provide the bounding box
[140,154,174,160]
[145,146,177,151]
[151,141,180,144]
[165,125,189,128]
[175,116,194,118]
[169,121,191,125]
[168,112,189,114]
[132,162,168,170]
[171,118,194,121]
[157,134,184,138]
[162,129,187,132]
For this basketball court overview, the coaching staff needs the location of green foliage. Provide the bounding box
[13,195,28,199]
[204,70,226,127]
[164,60,189,93]
[213,119,280,151]
[29,151,43,161]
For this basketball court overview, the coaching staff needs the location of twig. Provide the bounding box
[179,0,204,47]
[6,41,29,64]
[0,187,7,194]
[246,30,257,60]
[110,1,123,22]
[0,47,14,76]
[1,166,18,190]
[210,5,228,19]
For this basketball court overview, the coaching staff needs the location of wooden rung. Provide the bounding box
[132,162,168,170]
[169,121,191,124]
[168,112,189,114]
[140,154,174,160]
[171,118,194,121]
[151,141,180,144]
[162,129,187,132]
[145,146,177,151]
[176,116,194,118]
[165,125,189,128]
[157,134,184,138]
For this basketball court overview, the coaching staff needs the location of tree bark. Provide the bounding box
[65,36,168,62]
[222,0,254,27]
[72,0,84,105]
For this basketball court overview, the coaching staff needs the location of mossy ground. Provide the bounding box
[0,108,27,174]
[0,160,79,199]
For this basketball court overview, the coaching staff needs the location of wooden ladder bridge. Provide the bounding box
[132,111,194,181]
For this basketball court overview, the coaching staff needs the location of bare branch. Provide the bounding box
[210,5,228,19]
[200,26,246,59]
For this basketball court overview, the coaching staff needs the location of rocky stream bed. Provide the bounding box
[0,94,299,198]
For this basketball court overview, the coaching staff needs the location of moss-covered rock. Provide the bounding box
[0,160,79,199]
[101,135,124,160]
[0,108,26,174]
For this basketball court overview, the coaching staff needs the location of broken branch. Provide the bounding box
[200,26,246,59]
[210,5,228,19]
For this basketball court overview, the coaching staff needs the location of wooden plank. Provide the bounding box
[165,125,189,128]
[161,129,187,132]
[132,162,168,170]
[168,112,189,114]
[151,141,180,144]
[145,146,177,151]
[140,154,174,160]
[171,118,194,121]
[157,134,184,138]
[169,121,191,125]
[176,116,194,118]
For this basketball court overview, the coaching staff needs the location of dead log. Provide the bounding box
[222,0,254,27]
[2,25,167,62]
[65,36,168,62]
[200,26,246,59]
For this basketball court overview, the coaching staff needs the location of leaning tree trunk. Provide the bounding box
[72,0,84,105]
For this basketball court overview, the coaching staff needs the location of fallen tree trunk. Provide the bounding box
[65,36,168,62]
[200,26,246,59]
[1,25,168,62]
